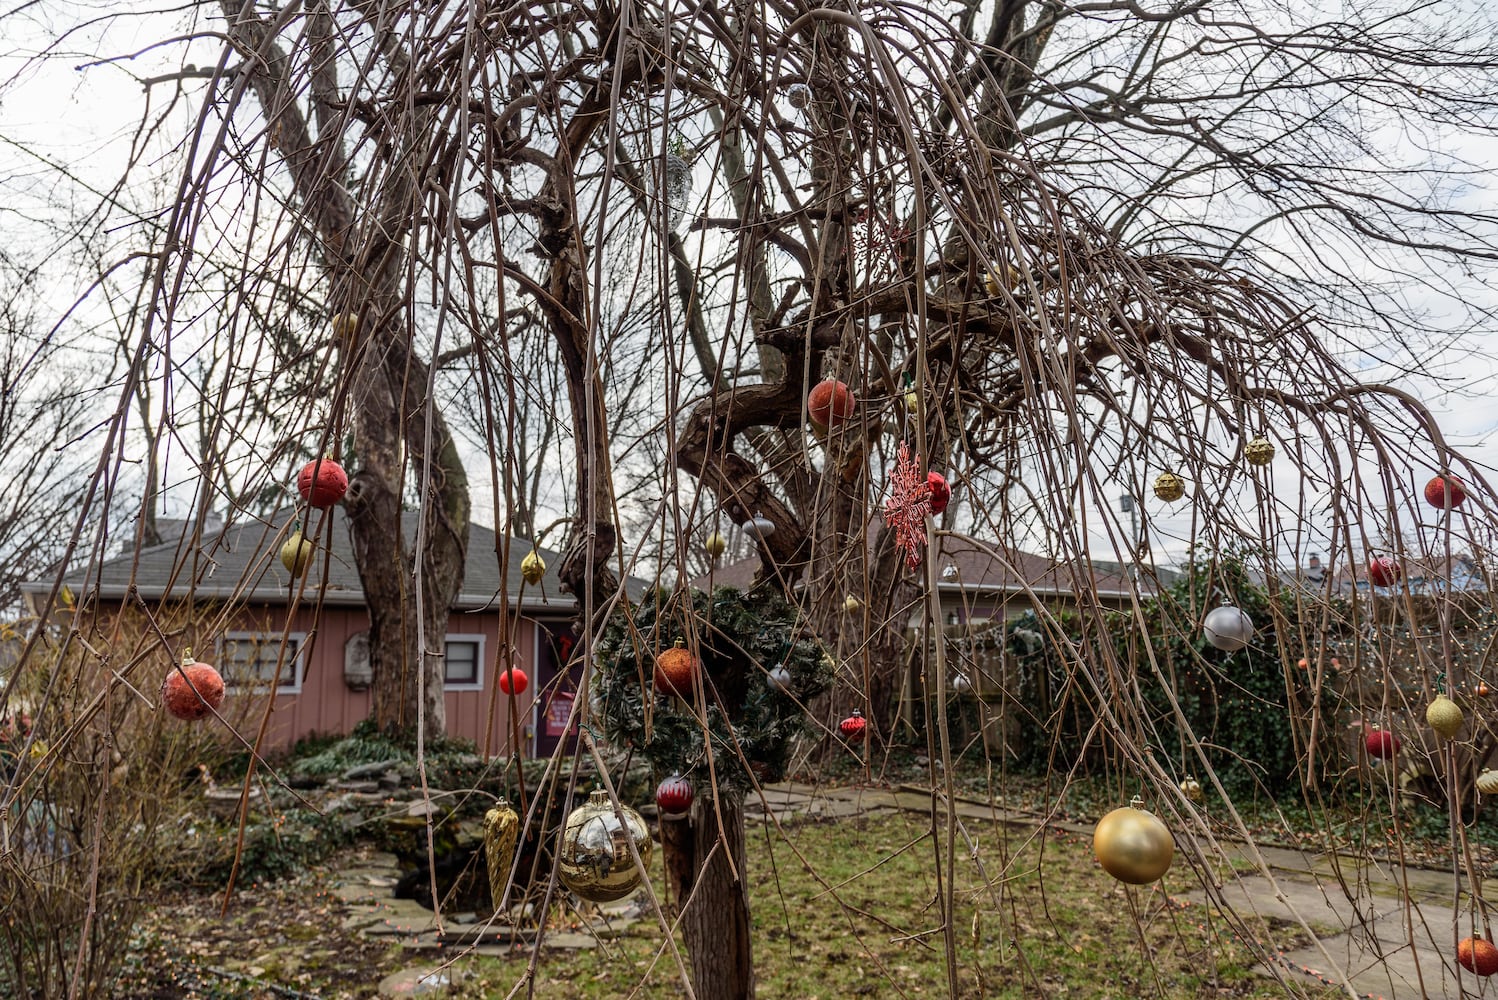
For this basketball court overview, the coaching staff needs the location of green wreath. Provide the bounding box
[593,585,834,795]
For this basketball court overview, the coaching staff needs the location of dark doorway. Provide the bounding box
[531,619,582,759]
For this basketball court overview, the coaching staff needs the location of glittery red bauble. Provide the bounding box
[1365,728,1400,760]
[654,643,699,697]
[655,774,694,818]
[807,379,855,428]
[1460,937,1498,976]
[297,459,349,508]
[498,667,528,696]
[1367,555,1401,588]
[839,710,867,741]
[1425,475,1467,510]
[163,662,226,721]
[927,471,951,515]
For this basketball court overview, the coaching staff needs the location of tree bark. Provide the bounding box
[222,0,469,738]
[660,792,754,1000]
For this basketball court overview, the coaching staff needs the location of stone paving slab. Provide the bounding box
[1182,868,1498,999]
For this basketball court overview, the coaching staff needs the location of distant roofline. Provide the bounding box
[20,580,583,614]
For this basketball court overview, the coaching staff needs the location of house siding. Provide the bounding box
[105,601,550,755]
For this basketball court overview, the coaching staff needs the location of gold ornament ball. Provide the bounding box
[1093,803,1174,884]
[521,550,546,586]
[1244,436,1275,467]
[1426,694,1464,740]
[704,532,727,559]
[280,530,315,576]
[983,263,1020,297]
[1179,776,1203,803]
[330,312,359,343]
[1152,471,1186,502]
[1477,770,1498,796]
[904,390,920,412]
[558,789,652,903]
[842,594,863,614]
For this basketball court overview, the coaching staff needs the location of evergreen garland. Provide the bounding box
[593,585,833,795]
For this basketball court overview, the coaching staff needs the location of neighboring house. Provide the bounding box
[20,510,613,756]
[693,539,1179,624]
[1290,550,1489,597]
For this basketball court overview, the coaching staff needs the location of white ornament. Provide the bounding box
[1203,605,1254,652]
[767,663,791,693]
[744,514,775,541]
[952,673,972,694]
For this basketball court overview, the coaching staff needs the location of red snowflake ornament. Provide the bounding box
[884,442,931,569]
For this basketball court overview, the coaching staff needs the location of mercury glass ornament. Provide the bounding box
[558,789,652,903]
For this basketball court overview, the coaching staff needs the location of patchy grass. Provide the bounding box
[124,809,1334,998]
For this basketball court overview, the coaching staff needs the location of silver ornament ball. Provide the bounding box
[1203,605,1254,652]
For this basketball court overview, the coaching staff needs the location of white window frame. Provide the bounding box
[217,631,307,694]
[444,634,486,692]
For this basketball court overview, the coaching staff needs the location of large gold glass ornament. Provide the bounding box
[1093,797,1174,884]
[1477,769,1498,796]
[1152,471,1185,502]
[558,789,652,903]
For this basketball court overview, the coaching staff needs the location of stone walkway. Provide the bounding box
[340,780,1498,999]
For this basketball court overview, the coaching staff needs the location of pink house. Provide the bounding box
[25,511,595,757]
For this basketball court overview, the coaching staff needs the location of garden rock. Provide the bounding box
[344,758,405,780]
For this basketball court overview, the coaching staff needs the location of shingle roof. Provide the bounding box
[22,508,619,612]
[691,540,1179,599]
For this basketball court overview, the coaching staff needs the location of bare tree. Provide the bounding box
[10,0,1498,996]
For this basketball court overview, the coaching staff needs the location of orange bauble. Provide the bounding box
[1459,937,1498,976]
[654,640,699,697]
[807,379,855,429]
[163,659,226,721]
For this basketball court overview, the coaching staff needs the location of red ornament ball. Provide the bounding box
[498,666,528,696]
[927,471,951,515]
[1425,474,1467,510]
[655,774,694,818]
[163,661,226,721]
[807,379,855,429]
[1460,937,1498,976]
[839,709,867,741]
[1367,555,1401,589]
[654,641,699,698]
[1365,728,1400,761]
[297,458,349,508]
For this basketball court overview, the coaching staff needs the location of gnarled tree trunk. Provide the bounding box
[660,793,753,1000]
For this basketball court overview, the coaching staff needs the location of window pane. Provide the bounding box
[221,635,301,691]
[445,640,479,685]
